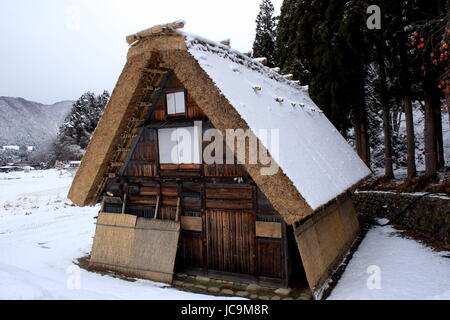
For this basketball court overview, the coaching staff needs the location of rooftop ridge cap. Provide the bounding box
[126,20,186,45]
[184,35,302,90]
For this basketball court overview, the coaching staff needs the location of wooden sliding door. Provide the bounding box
[205,209,256,275]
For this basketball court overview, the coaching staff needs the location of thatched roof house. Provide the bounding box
[68,21,370,298]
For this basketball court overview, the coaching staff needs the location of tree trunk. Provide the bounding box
[381,104,395,179]
[377,44,395,179]
[353,106,371,168]
[404,97,417,178]
[448,93,450,133]
[361,116,371,169]
[434,98,445,169]
[354,111,362,156]
[424,95,438,176]
[397,30,417,178]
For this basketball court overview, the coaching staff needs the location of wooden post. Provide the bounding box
[121,193,127,214]
[100,196,106,213]
[282,221,289,288]
[175,197,181,222]
[154,196,160,219]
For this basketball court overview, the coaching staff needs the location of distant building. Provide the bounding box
[0,166,16,173]
[2,146,20,151]
[64,161,81,177]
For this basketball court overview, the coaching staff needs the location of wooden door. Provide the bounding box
[205,209,256,275]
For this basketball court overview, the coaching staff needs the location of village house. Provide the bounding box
[68,21,371,299]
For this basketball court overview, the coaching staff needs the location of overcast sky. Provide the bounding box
[0,0,283,104]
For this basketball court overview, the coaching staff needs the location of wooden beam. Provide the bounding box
[129,117,143,122]
[180,216,202,232]
[159,63,171,69]
[256,222,282,238]
[253,57,267,65]
[271,67,281,73]
[111,162,124,167]
[220,39,231,47]
[122,134,138,139]
[143,68,167,74]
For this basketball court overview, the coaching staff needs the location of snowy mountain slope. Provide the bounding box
[0,97,73,147]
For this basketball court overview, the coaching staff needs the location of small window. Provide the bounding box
[166,91,186,115]
[158,126,201,164]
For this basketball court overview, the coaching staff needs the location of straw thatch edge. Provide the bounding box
[68,53,152,206]
[68,32,344,223]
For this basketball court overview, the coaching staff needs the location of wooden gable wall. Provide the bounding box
[100,73,303,287]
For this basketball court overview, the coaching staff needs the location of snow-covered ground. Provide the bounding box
[0,170,231,300]
[329,224,450,300]
[0,170,449,300]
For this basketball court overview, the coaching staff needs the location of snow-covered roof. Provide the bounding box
[183,35,371,211]
[69,24,370,224]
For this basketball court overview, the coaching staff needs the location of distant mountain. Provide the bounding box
[0,97,73,147]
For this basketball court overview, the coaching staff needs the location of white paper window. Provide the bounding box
[158,126,201,164]
[166,91,186,115]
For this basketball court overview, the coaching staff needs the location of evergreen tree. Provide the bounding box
[274,0,447,177]
[276,0,319,84]
[277,0,368,139]
[52,91,109,162]
[253,0,277,67]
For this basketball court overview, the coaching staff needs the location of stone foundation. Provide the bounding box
[352,191,450,244]
[172,274,312,300]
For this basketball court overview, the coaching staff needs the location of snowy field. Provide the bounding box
[0,170,230,300]
[0,170,449,300]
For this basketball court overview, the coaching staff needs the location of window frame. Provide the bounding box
[157,125,202,165]
[164,89,187,117]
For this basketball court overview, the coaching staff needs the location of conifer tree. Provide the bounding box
[276,0,319,84]
[253,0,277,67]
[274,0,447,176]
[52,91,109,162]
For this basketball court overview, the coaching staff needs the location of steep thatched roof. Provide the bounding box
[68,22,370,225]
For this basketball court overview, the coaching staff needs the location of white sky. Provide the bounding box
[0,0,282,104]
